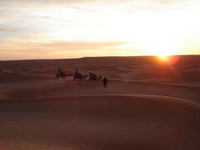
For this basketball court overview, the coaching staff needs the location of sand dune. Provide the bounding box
[0,56,200,150]
[1,55,200,82]
[0,95,200,150]
[0,79,199,103]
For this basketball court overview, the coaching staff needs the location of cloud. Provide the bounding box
[0,0,93,7]
[41,41,127,51]
[0,41,128,60]
[0,28,21,32]
[0,0,182,8]
[0,40,127,51]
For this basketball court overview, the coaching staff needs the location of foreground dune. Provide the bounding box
[0,95,200,150]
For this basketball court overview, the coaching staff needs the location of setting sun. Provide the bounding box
[156,55,181,66]
[154,40,181,62]
[157,55,170,62]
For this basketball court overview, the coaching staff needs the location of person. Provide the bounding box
[57,68,62,76]
[74,68,80,77]
[103,77,108,88]
[73,68,79,80]
[56,68,64,79]
[89,68,94,74]
[99,75,102,80]
[89,68,95,80]
[74,68,78,75]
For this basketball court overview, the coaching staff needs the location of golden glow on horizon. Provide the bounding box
[157,55,181,66]
[158,55,170,62]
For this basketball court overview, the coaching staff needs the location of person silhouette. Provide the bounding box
[58,68,61,72]
[103,77,108,88]
[99,75,102,80]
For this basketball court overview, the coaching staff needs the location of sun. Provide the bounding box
[157,55,170,62]
[158,51,171,57]
[150,39,181,59]
[157,50,172,60]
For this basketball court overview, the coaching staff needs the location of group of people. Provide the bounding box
[75,68,108,88]
[56,68,108,88]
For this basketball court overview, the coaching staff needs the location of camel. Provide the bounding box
[89,72,99,81]
[73,72,88,80]
[55,71,72,79]
[88,72,103,87]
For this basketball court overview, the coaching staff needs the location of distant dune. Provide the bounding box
[0,55,200,82]
[0,55,200,150]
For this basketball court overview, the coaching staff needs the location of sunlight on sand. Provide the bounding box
[157,55,180,65]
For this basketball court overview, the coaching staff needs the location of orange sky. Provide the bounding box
[0,0,200,60]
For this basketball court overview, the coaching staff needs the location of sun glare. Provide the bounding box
[157,50,171,58]
[158,55,170,62]
[149,39,182,59]
[156,55,180,65]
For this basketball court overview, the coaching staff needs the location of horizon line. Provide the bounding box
[0,54,199,62]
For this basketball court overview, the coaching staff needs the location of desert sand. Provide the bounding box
[0,55,200,150]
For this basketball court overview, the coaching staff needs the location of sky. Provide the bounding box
[0,0,200,60]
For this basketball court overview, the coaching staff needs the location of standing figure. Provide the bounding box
[89,68,95,74]
[74,68,79,75]
[89,68,96,81]
[103,77,108,88]
[99,75,102,80]
[74,68,79,80]
[56,68,62,79]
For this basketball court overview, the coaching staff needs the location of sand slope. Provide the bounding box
[0,95,200,150]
